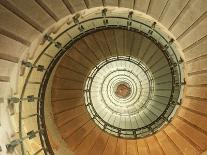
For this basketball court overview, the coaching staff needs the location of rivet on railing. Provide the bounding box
[118,129,121,137]
[163,38,174,50]
[73,14,80,25]
[103,124,107,130]
[171,99,182,106]
[148,126,154,133]
[161,115,170,122]
[22,61,45,72]
[8,95,39,104]
[177,99,182,105]
[178,57,183,64]
[86,102,92,106]
[174,78,186,87]
[44,34,65,50]
[127,11,133,28]
[170,100,176,106]
[83,89,90,92]
[102,8,108,26]
[92,115,96,119]
[44,34,53,42]
[148,22,156,35]
[73,14,85,32]
[171,57,183,68]
[133,130,137,138]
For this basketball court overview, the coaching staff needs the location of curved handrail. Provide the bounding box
[18,13,184,154]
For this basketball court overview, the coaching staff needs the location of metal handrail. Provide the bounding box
[18,14,184,154]
[84,55,178,138]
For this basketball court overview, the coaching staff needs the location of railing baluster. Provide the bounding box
[6,129,44,153]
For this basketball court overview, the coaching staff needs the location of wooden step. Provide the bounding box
[164,124,200,154]
[59,113,91,139]
[55,105,87,127]
[136,139,150,155]
[172,117,207,151]
[89,131,109,155]
[74,126,102,155]
[65,120,96,151]
[155,130,182,155]
[126,140,138,155]
[103,136,117,155]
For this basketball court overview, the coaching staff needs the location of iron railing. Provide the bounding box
[14,10,184,154]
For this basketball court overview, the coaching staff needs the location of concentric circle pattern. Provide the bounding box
[84,55,178,138]
[2,1,207,154]
[50,24,184,141]
[115,82,131,98]
[87,56,154,117]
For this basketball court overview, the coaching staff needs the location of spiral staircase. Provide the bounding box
[0,0,207,155]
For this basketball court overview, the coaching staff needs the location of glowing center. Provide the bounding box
[115,82,131,98]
